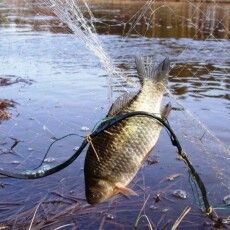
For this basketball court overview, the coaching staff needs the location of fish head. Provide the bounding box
[85,178,115,204]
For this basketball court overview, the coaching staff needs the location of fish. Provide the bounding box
[84,56,171,204]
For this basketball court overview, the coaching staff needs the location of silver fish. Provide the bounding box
[84,56,171,204]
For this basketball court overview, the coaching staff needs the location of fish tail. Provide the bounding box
[135,56,170,85]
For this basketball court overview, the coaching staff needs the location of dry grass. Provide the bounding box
[171,206,191,230]
[0,99,16,121]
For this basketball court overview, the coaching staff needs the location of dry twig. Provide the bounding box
[171,206,191,230]
[28,201,43,230]
[134,194,153,229]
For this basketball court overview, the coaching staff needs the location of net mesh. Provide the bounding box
[0,0,229,228]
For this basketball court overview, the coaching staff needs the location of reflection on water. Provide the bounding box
[170,63,230,100]
[0,0,229,229]
[1,0,230,39]
[1,1,228,101]
[90,0,230,39]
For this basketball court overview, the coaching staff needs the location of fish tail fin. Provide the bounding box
[135,56,146,85]
[135,56,170,85]
[153,57,170,82]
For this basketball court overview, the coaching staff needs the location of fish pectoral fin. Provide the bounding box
[115,183,138,196]
[161,102,172,119]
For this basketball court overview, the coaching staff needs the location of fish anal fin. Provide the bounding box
[115,182,138,196]
[161,102,172,119]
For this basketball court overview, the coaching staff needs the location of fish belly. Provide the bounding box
[84,115,162,186]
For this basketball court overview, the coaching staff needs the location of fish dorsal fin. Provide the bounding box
[107,92,137,116]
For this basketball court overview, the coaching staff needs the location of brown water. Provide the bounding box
[0,0,229,229]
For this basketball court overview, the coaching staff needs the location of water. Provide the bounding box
[0,0,229,229]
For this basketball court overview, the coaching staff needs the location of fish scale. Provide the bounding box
[84,57,171,204]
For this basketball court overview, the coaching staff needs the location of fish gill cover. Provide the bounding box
[0,0,229,229]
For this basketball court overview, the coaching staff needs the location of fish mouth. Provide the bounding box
[86,187,111,205]
[85,178,114,204]
[86,190,107,205]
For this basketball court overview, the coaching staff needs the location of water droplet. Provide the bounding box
[162,208,169,213]
[80,126,90,131]
[166,173,181,181]
[172,189,187,199]
[223,195,230,205]
[73,146,79,151]
[150,205,157,210]
[222,216,230,224]
[11,160,20,164]
[106,213,114,220]
[44,157,55,163]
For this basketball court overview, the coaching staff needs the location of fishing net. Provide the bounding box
[0,0,229,229]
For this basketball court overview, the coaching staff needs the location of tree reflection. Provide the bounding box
[1,0,229,39]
